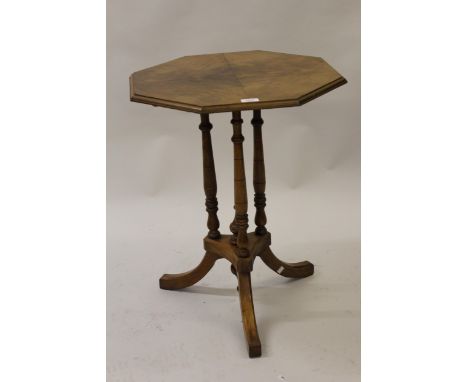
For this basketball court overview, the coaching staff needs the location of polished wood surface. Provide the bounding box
[252,110,267,235]
[130,50,346,113]
[230,112,249,258]
[199,114,220,239]
[204,232,271,274]
[238,271,261,357]
[131,51,346,357]
[159,252,219,290]
[260,247,315,278]
[158,111,318,357]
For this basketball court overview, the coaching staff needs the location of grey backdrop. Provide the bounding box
[107,0,360,381]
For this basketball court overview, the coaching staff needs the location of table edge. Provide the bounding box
[129,76,347,114]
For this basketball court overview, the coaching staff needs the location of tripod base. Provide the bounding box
[159,232,315,358]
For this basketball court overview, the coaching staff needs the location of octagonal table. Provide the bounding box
[129,50,347,357]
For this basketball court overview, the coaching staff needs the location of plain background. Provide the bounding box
[107,0,360,381]
[2,1,468,382]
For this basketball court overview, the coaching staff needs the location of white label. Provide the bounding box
[277,266,285,275]
[241,98,260,103]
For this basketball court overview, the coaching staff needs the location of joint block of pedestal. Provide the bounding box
[234,257,254,273]
[204,232,271,270]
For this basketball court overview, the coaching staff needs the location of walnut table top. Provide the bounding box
[130,50,346,114]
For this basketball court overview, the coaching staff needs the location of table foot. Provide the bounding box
[160,232,313,357]
[260,247,315,278]
[237,271,262,358]
[159,252,219,290]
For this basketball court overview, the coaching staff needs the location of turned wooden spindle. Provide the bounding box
[252,110,267,235]
[229,218,239,245]
[199,114,220,240]
[230,111,249,257]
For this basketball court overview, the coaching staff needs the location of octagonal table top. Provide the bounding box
[130,50,346,114]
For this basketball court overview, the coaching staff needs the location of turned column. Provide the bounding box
[230,111,249,257]
[252,110,267,235]
[199,114,220,240]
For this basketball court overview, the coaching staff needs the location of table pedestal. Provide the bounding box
[159,110,315,358]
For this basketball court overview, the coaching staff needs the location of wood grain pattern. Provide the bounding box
[159,252,220,290]
[130,50,347,113]
[238,271,261,357]
[260,247,315,278]
[204,232,271,274]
